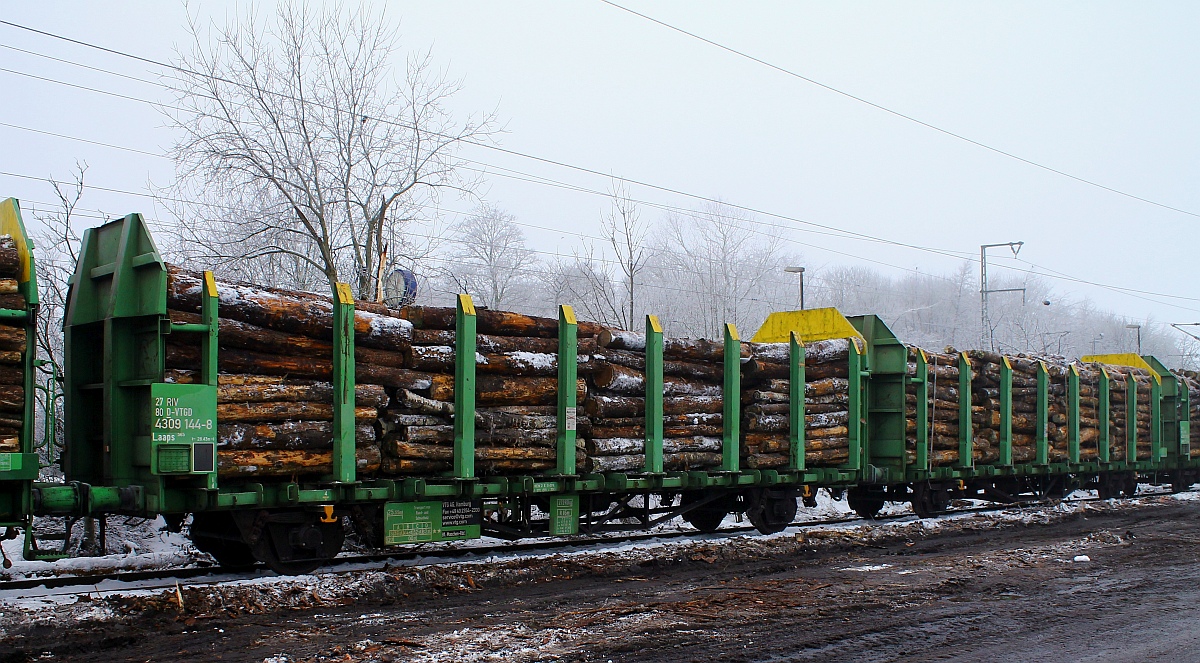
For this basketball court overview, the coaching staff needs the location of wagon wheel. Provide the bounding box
[847,487,886,520]
[746,490,797,535]
[681,491,729,533]
[910,482,947,519]
[189,512,258,571]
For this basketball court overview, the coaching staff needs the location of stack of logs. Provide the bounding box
[583,330,727,473]
[905,344,1162,466]
[739,338,855,469]
[166,267,601,479]
[0,236,24,454]
[904,348,970,466]
[1105,364,1155,461]
[1173,369,1200,458]
[383,308,598,476]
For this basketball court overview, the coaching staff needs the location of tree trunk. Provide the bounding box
[168,267,413,350]
[170,310,407,369]
[166,343,433,390]
[428,374,586,406]
[218,422,376,450]
[216,382,387,408]
[215,401,378,423]
[217,445,382,478]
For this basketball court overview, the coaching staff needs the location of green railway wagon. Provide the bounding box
[9,210,1197,573]
[0,199,43,564]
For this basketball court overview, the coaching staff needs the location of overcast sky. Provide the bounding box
[1,2,1197,327]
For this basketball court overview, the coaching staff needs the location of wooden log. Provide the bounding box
[391,424,562,447]
[0,294,24,311]
[0,385,23,413]
[592,363,722,396]
[411,329,597,355]
[0,236,18,278]
[216,382,387,409]
[598,330,735,362]
[586,451,721,472]
[428,374,587,406]
[215,401,378,423]
[583,394,723,418]
[407,344,560,377]
[591,347,724,382]
[745,402,845,416]
[745,360,849,381]
[170,310,407,369]
[744,435,849,454]
[165,371,314,386]
[588,413,722,429]
[217,422,376,450]
[757,377,850,397]
[742,410,848,433]
[0,324,25,352]
[745,338,851,365]
[399,304,604,338]
[378,458,451,474]
[384,440,561,461]
[217,445,382,478]
[588,424,725,439]
[586,436,723,456]
[166,343,433,390]
[168,267,413,350]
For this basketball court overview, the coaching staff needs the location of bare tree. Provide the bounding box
[601,181,651,329]
[541,248,625,327]
[442,205,538,310]
[647,202,796,338]
[165,2,495,297]
[31,164,92,464]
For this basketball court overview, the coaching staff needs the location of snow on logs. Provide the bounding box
[584,330,730,472]
[0,236,25,454]
[166,267,602,478]
[904,346,1158,466]
[738,338,855,470]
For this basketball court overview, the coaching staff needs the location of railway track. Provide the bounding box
[4,489,1171,599]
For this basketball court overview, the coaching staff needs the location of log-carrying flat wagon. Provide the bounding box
[2,204,1195,573]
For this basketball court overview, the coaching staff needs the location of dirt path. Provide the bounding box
[5,496,1200,662]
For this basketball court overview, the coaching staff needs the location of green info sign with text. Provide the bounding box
[150,383,218,475]
[384,500,483,545]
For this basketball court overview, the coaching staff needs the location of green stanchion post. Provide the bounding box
[644,315,664,474]
[555,305,578,476]
[721,323,741,473]
[1181,380,1192,460]
[1067,366,1081,464]
[454,294,477,479]
[1123,372,1132,466]
[1151,377,1163,462]
[958,353,973,469]
[1036,362,1049,466]
[788,332,805,472]
[331,282,357,484]
[1099,368,1111,463]
[846,341,863,471]
[999,357,1013,467]
[915,349,930,472]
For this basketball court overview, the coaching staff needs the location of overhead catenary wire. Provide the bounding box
[597,0,1200,221]
[0,19,984,261]
[1,29,1196,315]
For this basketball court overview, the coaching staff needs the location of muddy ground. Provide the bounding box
[4,496,1200,662]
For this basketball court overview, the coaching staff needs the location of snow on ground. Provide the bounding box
[0,516,205,581]
[0,489,1188,633]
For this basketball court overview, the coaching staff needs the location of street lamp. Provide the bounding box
[1092,332,1104,354]
[1125,324,1142,355]
[784,266,806,310]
